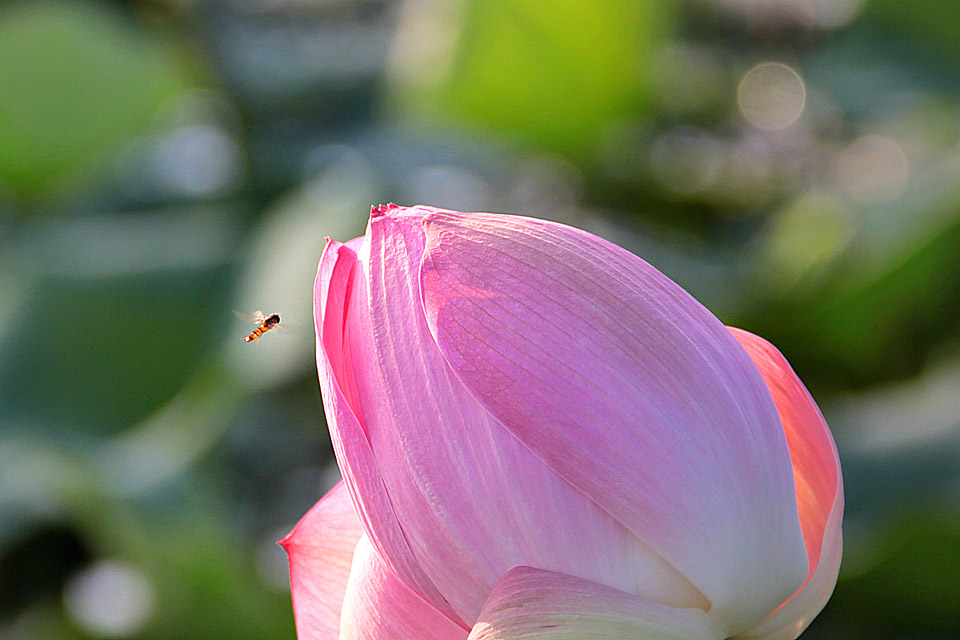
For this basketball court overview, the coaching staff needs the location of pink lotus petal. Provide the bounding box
[467,566,725,640]
[315,238,459,625]
[322,211,707,624]
[340,536,469,640]
[416,208,808,633]
[280,482,362,640]
[729,329,844,640]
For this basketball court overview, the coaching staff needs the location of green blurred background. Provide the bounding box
[0,0,958,638]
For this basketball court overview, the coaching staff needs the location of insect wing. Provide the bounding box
[234,309,267,324]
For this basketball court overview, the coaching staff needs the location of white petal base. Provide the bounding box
[468,566,725,640]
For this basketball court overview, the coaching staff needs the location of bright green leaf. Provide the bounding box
[391,0,674,157]
[0,0,196,200]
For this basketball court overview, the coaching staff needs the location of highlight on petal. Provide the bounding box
[280,481,363,640]
[331,209,707,625]
[417,208,808,633]
[315,238,459,624]
[340,535,469,640]
[467,566,725,640]
[729,328,843,640]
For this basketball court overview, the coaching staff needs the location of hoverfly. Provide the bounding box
[235,310,283,344]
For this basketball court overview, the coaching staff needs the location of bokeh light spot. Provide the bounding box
[759,190,854,291]
[63,561,155,637]
[156,124,243,199]
[738,62,806,131]
[649,127,723,195]
[796,0,864,28]
[835,134,910,204]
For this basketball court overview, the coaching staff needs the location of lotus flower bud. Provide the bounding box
[282,205,843,640]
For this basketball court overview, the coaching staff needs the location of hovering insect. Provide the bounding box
[236,310,282,344]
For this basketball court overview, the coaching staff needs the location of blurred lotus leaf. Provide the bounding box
[749,174,960,388]
[391,0,672,157]
[0,209,237,435]
[0,0,195,200]
[868,0,960,62]
[824,510,960,637]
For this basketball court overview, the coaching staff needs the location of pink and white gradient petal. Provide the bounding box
[340,536,469,640]
[280,482,363,640]
[467,566,725,640]
[316,238,459,624]
[416,208,807,633]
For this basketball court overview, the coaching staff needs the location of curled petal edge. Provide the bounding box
[315,237,461,625]
[729,328,844,640]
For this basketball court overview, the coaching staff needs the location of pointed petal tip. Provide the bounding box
[369,203,456,225]
[368,204,412,236]
[370,202,433,220]
[370,203,398,217]
[277,522,304,550]
[284,482,365,640]
[365,204,441,253]
[278,513,306,552]
[320,236,338,253]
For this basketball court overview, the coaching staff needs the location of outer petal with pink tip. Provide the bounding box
[340,536,470,640]
[416,208,808,633]
[280,482,363,640]
[315,237,459,624]
[729,329,844,640]
[467,567,725,640]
